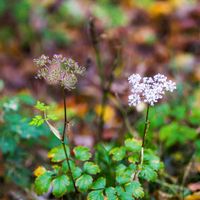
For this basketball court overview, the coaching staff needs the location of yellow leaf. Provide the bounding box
[185,192,200,200]
[149,2,172,17]
[34,166,46,177]
[95,105,115,123]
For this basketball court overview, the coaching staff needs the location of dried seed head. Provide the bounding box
[128,73,176,106]
[33,54,85,90]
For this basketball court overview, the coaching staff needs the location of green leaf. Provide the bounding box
[125,138,142,152]
[29,115,44,126]
[125,181,144,198]
[73,146,92,161]
[160,122,197,147]
[92,177,106,189]
[144,150,162,171]
[109,147,126,161]
[72,167,82,179]
[116,164,135,185]
[61,160,76,173]
[34,171,52,195]
[52,175,70,197]
[88,190,104,200]
[83,162,100,175]
[75,174,93,192]
[46,114,58,121]
[0,131,18,153]
[105,187,118,200]
[115,186,134,200]
[139,165,157,181]
[35,101,49,111]
[48,145,70,162]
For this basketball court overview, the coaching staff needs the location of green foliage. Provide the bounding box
[88,190,104,200]
[48,145,70,162]
[105,187,118,200]
[93,2,128,27]
[109,147,126,161]
[91,177,106,189]
[83,162,100,175]
[160,122,197,147]
[52,175,70,197]
[73,146,92,161]
[34,171,52,195]
[125,138,142,152]
[29,115,44,126]
[75,174,93,192]
[35,101,50,111]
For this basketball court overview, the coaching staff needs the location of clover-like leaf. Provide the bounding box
[48,145,70,162]
[105,187,118,200]
[116,186,134,200]
[83,162,100,175]
[125,181,144,198]
[34,171,52,195]
[73,146,92,161]
[75,174,93,192]
[92,177,106,189]
[125,138,142,152]
[87,190,104,200]
[109,147,126,161]
[139,165,157,181]
[52,175,70,197]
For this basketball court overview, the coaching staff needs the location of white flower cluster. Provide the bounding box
[128,73,176,106]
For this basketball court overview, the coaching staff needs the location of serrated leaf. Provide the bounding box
[87,190,104,200]
[109,147,126,161]
[105,187,118,200]
[48,145,70,162]
[125,181,144,198]
[35,101,49,111]
[139,165,157,181]
[144,151,162,171]
[34,171,52,195]
[73,146,92,161]
[52,175,70,197]
[116,165,134,185]
[115,186,134,200]
[125,138,142,152]
[76,174,93,192]
[84,162,100,175]
[92,177,106,189]
[29,115,44,126]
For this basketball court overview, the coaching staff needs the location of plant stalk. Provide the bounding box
[133,104,150,180]
[61,89,78,193]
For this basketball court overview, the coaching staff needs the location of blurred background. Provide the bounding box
[0,0,200,199]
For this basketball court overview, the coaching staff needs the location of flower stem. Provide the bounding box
[133,104,150,180]
[61,89,78,193]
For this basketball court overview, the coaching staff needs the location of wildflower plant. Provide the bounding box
[34,54,85,90]
[30,54,176,200]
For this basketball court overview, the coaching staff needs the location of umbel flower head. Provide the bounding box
[128,73,176,106]
[33,54,85,90]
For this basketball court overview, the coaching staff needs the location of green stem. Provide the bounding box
[133,104,150,180]
[61,89,78,193]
